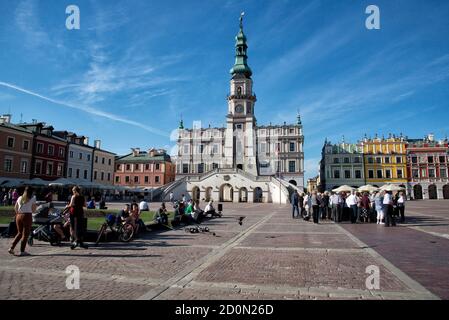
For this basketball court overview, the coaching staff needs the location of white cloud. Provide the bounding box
[15,0,51,49]
[0,81,169,137]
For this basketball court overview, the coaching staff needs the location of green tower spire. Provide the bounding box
[179,116,184,129]
[230,12,252,78]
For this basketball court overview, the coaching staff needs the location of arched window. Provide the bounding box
[237,87,242,95]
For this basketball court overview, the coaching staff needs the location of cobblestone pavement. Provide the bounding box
[0,201,446,300]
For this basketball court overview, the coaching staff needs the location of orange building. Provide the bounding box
[114,148,175,188]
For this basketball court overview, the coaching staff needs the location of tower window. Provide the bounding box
[237,87,242,95]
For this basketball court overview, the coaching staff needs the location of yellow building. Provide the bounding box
[361,135,408,187]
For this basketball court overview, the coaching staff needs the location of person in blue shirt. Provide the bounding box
[291,191,300,219]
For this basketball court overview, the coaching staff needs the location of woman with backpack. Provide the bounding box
[8,186,37,256]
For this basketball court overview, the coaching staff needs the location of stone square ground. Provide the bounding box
[0,200,448,300]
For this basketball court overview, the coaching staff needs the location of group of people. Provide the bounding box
[1,188,19,206]
[291,189,406,226]
[117,202,147,233]
[7,185,89,256]
[173,194,218,225]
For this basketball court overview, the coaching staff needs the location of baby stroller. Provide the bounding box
[28,203,66,246]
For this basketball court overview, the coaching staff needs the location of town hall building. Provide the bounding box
[163,15,304,204]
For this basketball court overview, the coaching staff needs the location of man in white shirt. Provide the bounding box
[346,191,358,223]
[329,192,339,222]
[383,191,396,227]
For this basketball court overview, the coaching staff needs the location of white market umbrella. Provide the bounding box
[380,184,405,192]
[358,185,379,193]
[332,185,354,193]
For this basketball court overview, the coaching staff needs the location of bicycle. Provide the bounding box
[95,215,134,245]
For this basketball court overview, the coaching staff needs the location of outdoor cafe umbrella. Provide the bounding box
[358,185,379,193]
[380,184,405,192]
[48,178,76,187]
[332,185,354,193]
[29,178,48,186]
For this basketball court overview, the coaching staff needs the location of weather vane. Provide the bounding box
[240,12,245,28]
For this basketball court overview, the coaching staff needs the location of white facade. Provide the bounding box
[166,17,304,203]
[66,143,93,184]
[320,141,365,191]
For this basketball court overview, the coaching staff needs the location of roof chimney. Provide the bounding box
[131,148,140,156]
[94,140,101,149]
[84,137,89,145]
[428,134,435,142]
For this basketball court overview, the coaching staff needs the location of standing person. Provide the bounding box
[337,192,345,222]
[346,191,358,224]
[310,191,320,224]
[8,186,37,256]
[291,190,300,219]
[181,194,186,203]
[321,192,330,219]
[169,192,174,203]
[303,193,310,219]
[374,191,384,224]
[397,191,406,223]
[383,191,396,227]
[67,186,88,250]
[360,193,371,223]
[12,189,19,206]
[298,193,305,218]
[329,192,338,222]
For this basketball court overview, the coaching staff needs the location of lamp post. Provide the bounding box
[276,148,281,204]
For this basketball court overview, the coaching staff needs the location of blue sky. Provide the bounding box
[1,0,449,183]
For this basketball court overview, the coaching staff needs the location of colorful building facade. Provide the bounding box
[114,148,175,188]
[319,139,365,191]
[0,115,34,180]
[92,140,115,186]
[406,135,449,200]
[361,135,408,188]
[19,122,67,181]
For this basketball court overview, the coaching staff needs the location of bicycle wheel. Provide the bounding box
[119,223,134,242]
[95,223,107,245]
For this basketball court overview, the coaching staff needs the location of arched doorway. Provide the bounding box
[429,185,438,200]
[414,185,423,200]
[289,180,297,186]
[220,184,233,202]
[239,187,248,202]
[254,187,263,203]
[192,186,200,202]
[443,185,449,200]
[205,187,213,202]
